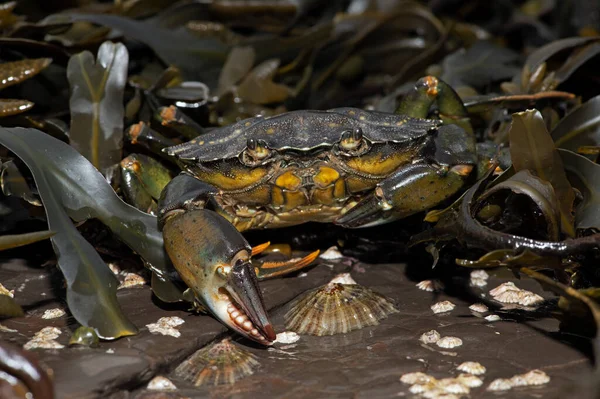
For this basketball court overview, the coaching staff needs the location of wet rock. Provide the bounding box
[0,259,592,398]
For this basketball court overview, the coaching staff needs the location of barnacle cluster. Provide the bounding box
[489,282,544,307]
[487,369,550,391]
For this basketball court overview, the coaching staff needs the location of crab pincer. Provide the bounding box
[160,208,276,344]
[158,175,318,344]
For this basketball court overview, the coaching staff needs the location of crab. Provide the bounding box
[122,76,478,345]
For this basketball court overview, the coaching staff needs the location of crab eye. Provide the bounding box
[242,139,270,165]
[340,127,364,151]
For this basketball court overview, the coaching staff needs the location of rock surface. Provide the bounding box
[0,257,593,398]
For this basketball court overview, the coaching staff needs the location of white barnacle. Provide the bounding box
[431,300,456,314]
[468,303,489,313]
[408,383,428,394]
[23,326,64,350]
[484,314,501,322]
[329,273,357,285]
[456,373,483,387]
[400,371,435,385]
[437,378,469,394]
[512,369,550,386]
[487,378,513,391]
[420,330,441,344]
[469,270,489,287]
[319,246,343,260]
[470,270,489,280]
[493,290,522,304]
[436,336,462,348]
[147,376,177,391]
[118,272,147,289]
[518,292,544,306]
[456,361,486,375]
[489,281,519,297]
[416,280,443,292]
[41,308,66,319]
[146,316,185,338]
[274,331,300,344]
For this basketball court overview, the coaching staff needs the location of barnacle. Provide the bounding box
[468,303,489,313]
[419,330,441,344]
[457,361,486,376]
[436,336,463,348]
[174,338,259,386]
[431,300,456,314]
[284,273,398,336]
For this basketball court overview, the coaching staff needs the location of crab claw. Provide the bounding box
[336,163,470,228]
[225,258,276,342]
[162,209,275,345]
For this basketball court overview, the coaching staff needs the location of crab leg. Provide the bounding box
[336,162,471,228]
[254,250,320,280]
[251,242,271,257]
[336,122,476,228]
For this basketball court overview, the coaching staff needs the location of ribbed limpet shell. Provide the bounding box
[284,273,398,336]
[174,338,259,386]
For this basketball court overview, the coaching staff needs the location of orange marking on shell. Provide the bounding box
[275,171,302,190]
[313,166,340,187]
[128,122,143,144]
[160,105,177,125]
[451,164,474,176]
[424,76,439,97]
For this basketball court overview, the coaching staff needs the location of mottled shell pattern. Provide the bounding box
[284,273,398,336]
[166,108,438,163]
[174,338,259,386]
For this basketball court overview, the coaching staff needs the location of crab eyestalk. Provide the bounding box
[161,209,276,345]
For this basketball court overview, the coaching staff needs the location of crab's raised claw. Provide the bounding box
[396,76,472,134]
[254,250,320,280]
[160,178,276,345]
[336,163,472,228]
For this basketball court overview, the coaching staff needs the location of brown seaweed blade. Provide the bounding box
[0,99,33,117]
[174,338,259,386]
[0,58,51,91]
[284,273,398,336]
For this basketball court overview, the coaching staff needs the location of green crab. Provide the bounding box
[122,76,478,345]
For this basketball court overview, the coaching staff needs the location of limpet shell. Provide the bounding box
[174,338,259,386]
[284,274,398,336]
